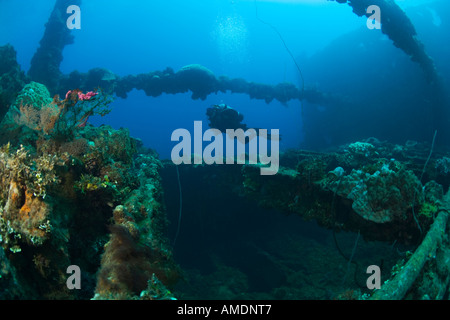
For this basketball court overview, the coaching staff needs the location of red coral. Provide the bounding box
[65,90,98,101]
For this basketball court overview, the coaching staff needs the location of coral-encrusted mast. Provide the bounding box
[28,0,81,94]
[328,0,446,134]
[25,0,339,107]
[371,192,450,300]
[57,64,340,107]
[28,0,440,106]
[328,0,438,83]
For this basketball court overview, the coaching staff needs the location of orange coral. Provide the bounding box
[4,186,52,246]
[15,102,61,135]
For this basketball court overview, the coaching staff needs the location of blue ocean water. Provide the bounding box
[2,1,448,158]
[1,0,368,158]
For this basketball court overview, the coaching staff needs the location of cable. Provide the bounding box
[342,230,360,286]
[412,129,437,236]
[173,165,183,246]
[253,0,306,131]
[331,176,365,288]
[420,130,437,183]
[254,0,305,97]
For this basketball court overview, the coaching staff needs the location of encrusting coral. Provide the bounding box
[9,82,111,140]
[0,144,61,249]
[93,153,179,300]
[322,162,423,224]
[0,81,178,299]
[239,140,443,244]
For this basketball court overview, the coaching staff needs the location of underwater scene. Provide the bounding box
[0,0,450,302]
